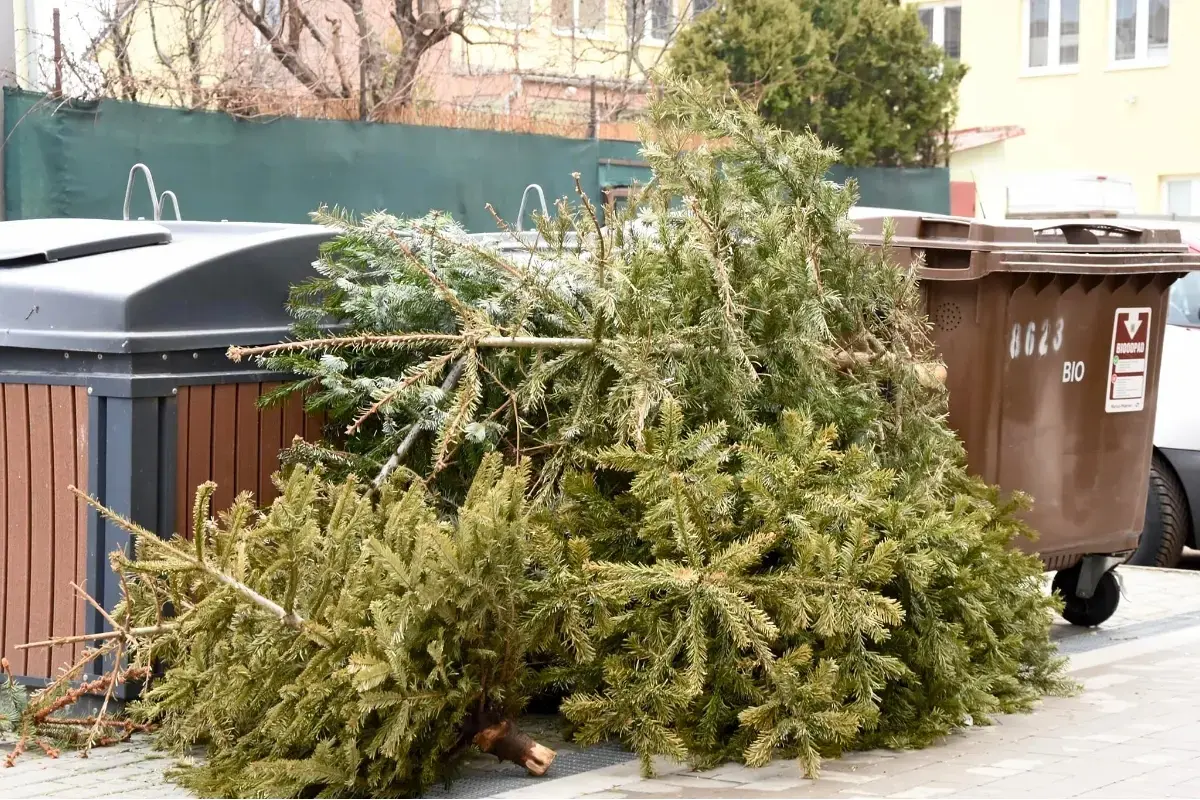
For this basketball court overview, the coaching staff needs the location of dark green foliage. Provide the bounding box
[668,0,967,166]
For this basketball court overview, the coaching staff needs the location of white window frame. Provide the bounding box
[918,3,961,58]
[553,0,609,38]
[628,0,676,44]
[1161,177,1200,216]
[1022,0,1080,76]
[1109,0,1169,70]
[476,0,533,30]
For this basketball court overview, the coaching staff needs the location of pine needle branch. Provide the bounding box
[69,486,308,632]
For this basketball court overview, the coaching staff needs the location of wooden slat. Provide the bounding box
[258,384,284,504]
[185,386,213,538]
[0,386,7,660]
[26,386,54,677]
[304,406,325,444]
[174,387,191,542]
[50,386,79,671]
[4,385,30,674]
[73,387,88,663]
[282,393,306,456]
[235,384,261,504]
[211,385,238,514]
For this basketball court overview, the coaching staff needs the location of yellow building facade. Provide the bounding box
[907,0,1196,217]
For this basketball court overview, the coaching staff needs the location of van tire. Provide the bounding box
[1129,452,1190,568]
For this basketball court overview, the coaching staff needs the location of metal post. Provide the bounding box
[0,0,16,220]
[587,78,597,140]
[51,7,60,97]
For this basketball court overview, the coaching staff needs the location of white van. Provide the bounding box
[1006,173,1139,219]
[1129,220,1200,566]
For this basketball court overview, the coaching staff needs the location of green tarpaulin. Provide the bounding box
[3,90,949,227]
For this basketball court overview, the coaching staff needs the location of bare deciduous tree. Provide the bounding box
[53,0,699,130]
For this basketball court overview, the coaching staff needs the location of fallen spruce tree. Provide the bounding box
[23,80,1071,797]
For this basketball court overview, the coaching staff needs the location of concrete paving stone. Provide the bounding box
[579,793,631,799]
[8,781,83,798]
[33,752,154,775]
[886,787,959,799]
[1082,673,1138,690]
[1090,742,1197,766]
[1057,754,1160,779]
[1073,779,1178,799]
[647,756,692,777]
[0,771,80,793]
[966,768,1075,793]
[837,750,903,767]
[1166,775,1200,794]
[492,763,643,799]
[656,775,746,791]
[1027,771,1148,798]
[613,779,685,795]
[1135,730,1200,751]
[810,769,883,785]
[955,786,1042,799]
[686,763,760,783]
[736,776,814,792]
[938,748,1066,770]
[964,766,1023,779]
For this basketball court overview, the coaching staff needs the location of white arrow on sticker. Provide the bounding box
[1124,313,1143,339]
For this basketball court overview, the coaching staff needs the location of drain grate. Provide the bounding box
[424,741,634,798]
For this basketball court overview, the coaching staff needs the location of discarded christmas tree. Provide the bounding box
[24,78,1070,796]
[67,458,567,797]
[230,78,1070,772]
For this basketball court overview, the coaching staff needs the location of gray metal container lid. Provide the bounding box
[0,219,331,354]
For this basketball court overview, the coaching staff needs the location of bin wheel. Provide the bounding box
[1053,565,1120,628]
[1128,452,1190,568]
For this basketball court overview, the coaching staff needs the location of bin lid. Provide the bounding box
[0,219,172,264]
[848,210,1200,280]
[0,219,332,354]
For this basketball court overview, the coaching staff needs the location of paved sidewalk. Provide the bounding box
[5,566,1200,799]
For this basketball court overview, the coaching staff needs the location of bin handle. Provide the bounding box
[914,265,982,281]
[158,190,182,221]
[517,184,549,233]
[123,163,161,222]
[1034,222,1146,245]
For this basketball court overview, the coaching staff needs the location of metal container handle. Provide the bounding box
[123,163,161,221]
[1034,222,1147,245]
[517,184,549,232]
[158,190,182,221]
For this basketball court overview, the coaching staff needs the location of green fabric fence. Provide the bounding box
[3,90,949,228]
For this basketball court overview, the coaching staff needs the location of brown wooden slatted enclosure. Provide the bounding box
[0,385,89,679]
[0,381,322,680]
[174,384,325,539]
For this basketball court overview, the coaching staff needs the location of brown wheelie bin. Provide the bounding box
[849,211,1200,627]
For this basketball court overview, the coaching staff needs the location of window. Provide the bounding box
[627,0,674,41]
[1024,0,1079,71]
[478,0,532,27]
[692,0,714,14]
[260,0,281,30]
[1163,178,1200,216]
[1113,0,1169,65]
[917,4,961,60]
[553,0,607,34]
